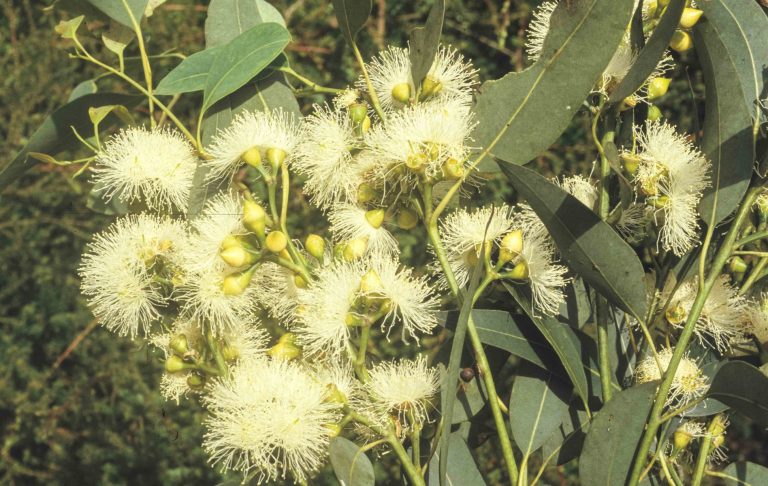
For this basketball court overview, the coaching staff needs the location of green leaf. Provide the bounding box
[696,0,768,224]
[505,284,590,411]
[502,163,647,320]
[425,426,486,486]
[608,0,685,104]
[201,23,291,114]
[409,0,445,91]
[68,80,98,102]
[87,0,149,28]
[329,437,375,486]
[509,362,571,456]
[707,361,768,426]
[579,382,657,485]
[88,105,134,126]
[102,22,135,57]
[155,47,222,95]
[206,0,286,48]
[471,0,634,171]
[331,0,372,45]
[541,406,590,466]
[55,15,84,39]
[0,92,138,191]
[720,462,768,486]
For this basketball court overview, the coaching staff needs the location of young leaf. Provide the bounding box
[509,363,571,456]
[607,0,685,104]
[331,0,373,45]
[201,23,291,114]
[425,427,486,486]
[505,284,590,411]
[87,0,149,28]
[409,0,445,91]
[502,163,647,320]
[720,462,768,486]
[55,15,84,39]
[102,22,135,57]
[205,0,286,48]
[329,437,375,486]
[88,105,134,126]
[695,1,768,224]
[0,92,138,191]
[155,47,222,95]
[68,80,98,101]
[471,0,634,171]
[707,361,768,426]
[579,382,658,485]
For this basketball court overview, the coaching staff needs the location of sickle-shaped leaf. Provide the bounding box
[471,0,634,171]
[329,437,375,486]
[331,0,372,45]
[501,163,648,320]
[155,47,222,95]
[409,0,445,90]
[201,23,290,114]
[505,284,590,412]
[608,0,684,104]
[87,0,148,27]
[579,382,657,486]
[707,361,768,427]
[509,363,571,456]
[695,1,768,224]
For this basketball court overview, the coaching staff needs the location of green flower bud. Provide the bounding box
[221,234,241,250]
[729,256,748,274]
[348,103,368,125]
[621,153,642,176]
[170,334,189,355]
[360,269,383,293]
[305,234,326,260]
[673,428,694,451]
[499,230,524,264]
[220,246,256,267]
[508,260,529,280]
[165,355,188,373]
[442,158,464,180]
[647,77,671,100]
[343,238,368,261]
[397,209,419,230]
[679,8,703,29]
[647,105,663,122]
[406,153,428,172]
[266,147,287,169]
[420,75,443,99]
[391,82,412,104]
[186,373,206,389]
[222,268,255,296]
[221,344,240,362]
[665,303,687,325]
[357,183,376,204]
[670,30,693,53]
[293,274,308,289]
[364,208,385,229]
[712,433,725,449]
[265,231,289,253]
[324,383,348,405]
[243,200,267,235]
[268,333,301,361]
[711,415,728,437]
[241,147,262,167]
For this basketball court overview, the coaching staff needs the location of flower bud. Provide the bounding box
[343,238,368,261]
[711,415,728,437]
[359,115,371,135]
[243,200,267,235]
[325,423,344,437]
[221,234,241,250]
[170,334,189,355]
[364,208,385,229]
[222,268,255,296]
[165,355,188,373]
[268,333,301,361]
[679,8,703,29]
[357,183,376,204]
[650,195,669,209]
[420,75,443,99]
[406,153,428,172]
[712,433,726,449]
[442,158,464,180]
[665,303,687,325]
[293,274,308,289]
[222,344,240,362]
[499,230,524,264]
[266,147,287,169]
[265,231,289,253]
[621,153,642,176]
[220,246,256,267]
[391,82,412,104]
[507,260,529,280]
[305,234,326,260]
[397,209,419,230]
[324,383,348,405]
[360,269,383,293]
[345,312,365,327]
[647,105,663,122]
[186,373,206,389]
[729,256,748,274]
[348,103,368,125]
[647,77,671,100]
[673,428,694,451]
[241,147,262,167]
[670,30,693,53]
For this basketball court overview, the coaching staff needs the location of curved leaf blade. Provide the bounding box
[205,0,286,48]
[329,437,375,486]
[579,382,657,485]
[471,0,634,171]
[501,163,648,320]
[331,0,372,45]
[721,462,768,486]
[87,0,148,27]
[409,0,445,90]
[155,47,221,95]
[707,361,768,427]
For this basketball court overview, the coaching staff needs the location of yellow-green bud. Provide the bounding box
[391,82,412,104]
[305,234,326,260]
[647,77,671,100]
[670,30,693,53]
[325,383,348,405]
[325,423,344,437]
[343,238,368,261]
[508,260,529,280]
[622,153,642,176]
[729,256,748,274]
[169,334,188,355]
[243,200,267,235]
[164,355,188,373]
[712,433,726,449]
[222,344,240,362]
[711,415,728,437]
[673,428,694,451]
[268,333,301,361]
[442,158,464,180]
[186,373,206,388]
[665,303,687,325]
[345,312,365,327]
[293,274,308,289]
[221,234,241,250]
[348,103,368,125]
[266,147,287,169]
[620,96,638,111]
[222,268,255,296]
[360,269,383,293]
[357,183,376,204]
[406,153,428,172]
[679,8,703,29]
[397,209,419,230]
[360,115,371,134]
[220,246,255,267]
[647,105,663,122]
[242,147,262,167]
[365,208,385,229]
[265,231,289,253]
[500,230,524,259]
[650,195,670,209]
[420,75,443,99]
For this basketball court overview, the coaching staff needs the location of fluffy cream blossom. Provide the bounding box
[525,1,558,62]
[666,276,749,352]
[92,127,197,212]
[203,357,342,483]
[79,213,187,337]
[635,347,709,405]
[328,204,398,256]
[557,175,598,210]
[628,121,710,256]
[364,356,440,428]
[205,109,300,180]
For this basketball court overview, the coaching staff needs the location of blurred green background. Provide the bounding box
[0,0,761,484]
